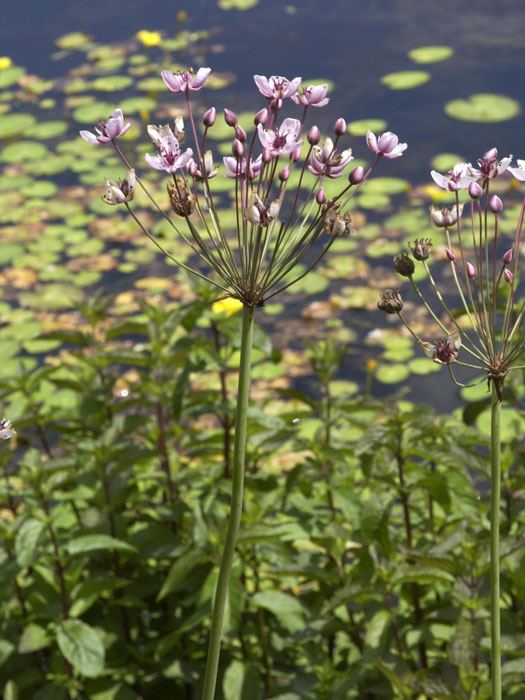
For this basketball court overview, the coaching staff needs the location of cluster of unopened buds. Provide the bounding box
[379,148,525,398]
[81,67,406,308]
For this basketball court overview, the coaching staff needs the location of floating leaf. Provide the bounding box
[408,45,454,64]
[0,66,25,89]
[444,93,520,123]
[1,141,49,164]
[347,118,387,137]
[92,75,133,92]
[218,0,259,9]
[0,113,36,139]
[381,70,431,90]
[431,152,464,171]
[30,120,68,140]
[72,102,118,124]
[56,32,92,50]
[375,363,410,384]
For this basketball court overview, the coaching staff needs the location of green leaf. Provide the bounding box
[15,518,44,567]
[0,639,14,665]
[158,550,209,601]
[223,660,261,700]
[364,609,390,649]
[18,623,51,653]
[66,534,136,556]
[56,619,105,678]
[408,45,453,64]
[251,590,305,632]
[444,93,520,123]
[380,70,431,90]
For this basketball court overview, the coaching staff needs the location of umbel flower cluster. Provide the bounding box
[81,68,406,307]
[379,148,525,399]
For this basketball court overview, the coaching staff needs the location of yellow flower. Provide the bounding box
[422,184,454,204]
[136,30,162,48]
[0,56,13,71]
[176,10,188,21]
[366,358,379,372]
[211,297,243,319]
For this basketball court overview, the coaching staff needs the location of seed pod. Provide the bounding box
[410,238,433,261]
[167,178,196,217]
[393,253,415,277]
[377,289,403,314]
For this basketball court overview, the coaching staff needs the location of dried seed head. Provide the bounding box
[377,289,403,314]
[410,237,433,261]
[393,253,415,277]
[167,178,196,217]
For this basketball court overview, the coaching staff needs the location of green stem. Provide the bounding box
[202,304,255,700]
[490,383,501,700]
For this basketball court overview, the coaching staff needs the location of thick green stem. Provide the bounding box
[202,304,254,700]
[490,384,502,700]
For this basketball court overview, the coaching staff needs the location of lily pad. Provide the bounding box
[375,363,410,384]
[30,120,69,140]
[1,141,49,164]
[381,71,431,90]
[218,0,259,9]
[120,97,156,114]
[347,119,387,137]
[92,75,134,92]
[431,153,464,171]
[444,93,520,123]
[0,113,36,139]
[0,66,25,89]
[56,32,92,50]
[408,45,454,64]
[72,102,119,124]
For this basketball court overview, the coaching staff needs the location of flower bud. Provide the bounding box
[188,161,198,177]
[504,268,513,283]
[224,108,237,126]
[307,125,321,146]
[349,166,364,185]
[503,248,513,264]
[446,248,457,262]
[334,117,346,135]
[316,188,326,205]
[235,125,247,142]
[377,289,403,314]
[262,147,272,163]
[232,138,244,158]
[466,262,476,278]
[202,107,216,127]
[489,195,503,213]
[279,165,290,182]
[484,147,498,161]
[254,108,268,126]
[167,177,196,217]
[393,253,415,277]
[469,181,482,199]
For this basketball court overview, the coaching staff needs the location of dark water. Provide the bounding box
[2,0,524,411]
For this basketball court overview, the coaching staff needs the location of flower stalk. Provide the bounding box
[201,303,254,700]
[490,382,502,700]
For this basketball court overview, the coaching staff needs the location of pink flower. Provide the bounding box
[223,154,262,180]
[471,147,512,180]
[145,131,193,173]
[508,159,525,182]
[80,108,131,144]
[366,130,407,159]
[161,67,211,93]
[308,138,353,179]
[253,74,301,101]
[291,84,329,108]
[430,162,477,191]
[257,117,302,157]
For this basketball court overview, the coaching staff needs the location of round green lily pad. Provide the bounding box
[381,71,431,90]
[56,32,92,50]
[347,118,387,137]
[92,75,133,92]
[218,0,258,9]
[375,363,410,384]
[0,66,25,89]
[430,153,464,171]
[444,93,520,123]
[30,120,69,140]
[72,102,118,124]
[0,113,36,138]
[120,97,156,114]
[364,177,410,195]
[408,45,454,64]
[408,358,441,375]
[0,141,49,164]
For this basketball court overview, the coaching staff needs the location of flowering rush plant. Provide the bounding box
[81,66,406,700]
[378,147,525,700]
[80,67,406,308]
